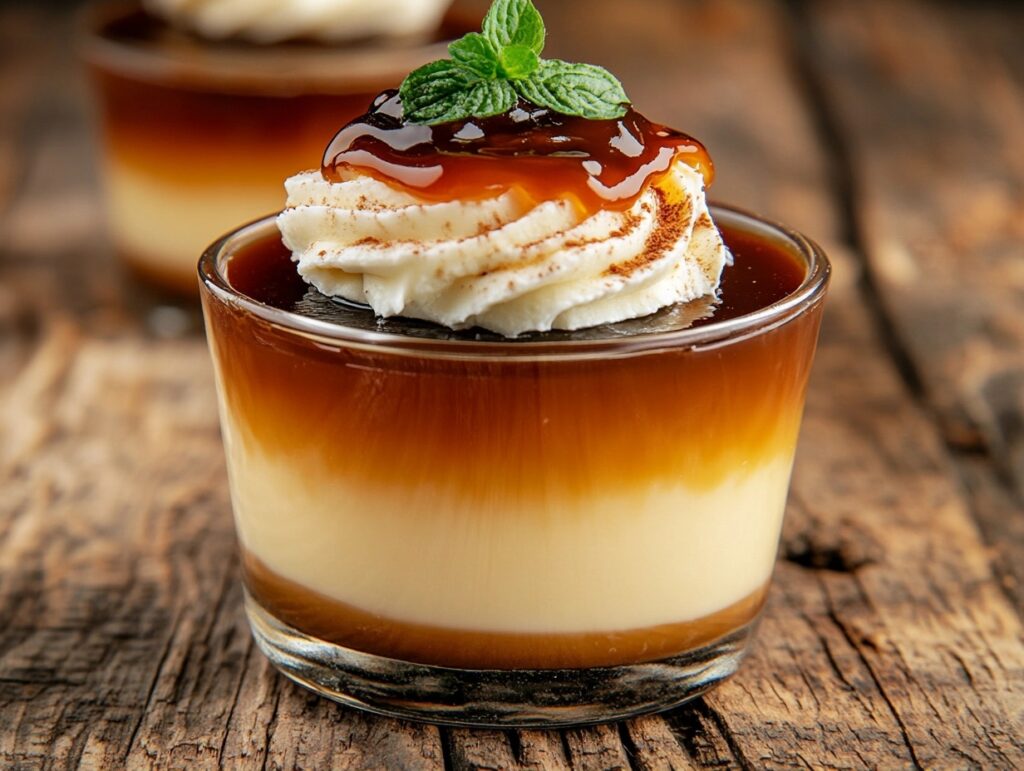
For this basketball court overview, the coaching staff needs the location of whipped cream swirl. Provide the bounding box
[143,0,452,44]
[277,160,728,337]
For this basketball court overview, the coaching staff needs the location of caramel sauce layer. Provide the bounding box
[90,69,372,185]
[244,552,768,670]
[207,223,821,502]
[322,91,712,215]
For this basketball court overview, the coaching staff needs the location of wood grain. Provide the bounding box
[798,0,1024,617]
[0,0,1022,769]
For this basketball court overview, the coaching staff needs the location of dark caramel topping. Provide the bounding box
[322,90,713,215]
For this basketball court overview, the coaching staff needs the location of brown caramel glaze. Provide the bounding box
[322,91,713,215]
[243,551,768,670]
[207,222,822,502]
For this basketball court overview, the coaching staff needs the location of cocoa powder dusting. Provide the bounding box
[605,189,690,278]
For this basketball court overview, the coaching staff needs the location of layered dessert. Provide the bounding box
[80,0,463,293]
[210,212,817,670]
[200,0,829,720]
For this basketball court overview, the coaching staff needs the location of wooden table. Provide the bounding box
[2,0,1022,767]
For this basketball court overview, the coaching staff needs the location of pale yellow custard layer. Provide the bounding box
[222,425,793,634]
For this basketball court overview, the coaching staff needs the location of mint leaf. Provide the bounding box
[483,0,545,55]
[498,44,539,80]
[400,61,516,125]
[399,0,630,125]
[400,60,478,124]
[516,60,629,120]
[462,80,517,119]
[448,33,499,79]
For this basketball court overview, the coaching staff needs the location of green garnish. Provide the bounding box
[399,0,629,125]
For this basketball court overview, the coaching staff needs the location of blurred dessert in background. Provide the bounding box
[79,0,464,294]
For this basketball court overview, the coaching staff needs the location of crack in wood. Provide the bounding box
[505,729,524,766]
[615,720,642,771]
[822,580,925,770]
[558,730,574,769]
[259,685,283,771]
[782,0,928,402]
[784,0,1024,623]
[439,726,455,771]
[700,705,754,771]
[122,608,183,763]
[218,632,254,765]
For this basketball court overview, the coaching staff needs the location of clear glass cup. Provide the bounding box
[198,207,830,727]
[79,0,464,295]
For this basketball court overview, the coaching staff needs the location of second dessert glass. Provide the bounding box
[199,205,830,727]
[79,0,463,294]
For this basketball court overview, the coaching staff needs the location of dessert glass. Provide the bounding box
[79,0,460,294]
[199,206,830,727]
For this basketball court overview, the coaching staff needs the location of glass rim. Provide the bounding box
[198,205,831,361]
[77,0,460,95]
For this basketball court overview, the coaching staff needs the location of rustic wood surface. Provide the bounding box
[1,0,1023,768]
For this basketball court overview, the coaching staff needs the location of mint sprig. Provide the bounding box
[399,0,629,125]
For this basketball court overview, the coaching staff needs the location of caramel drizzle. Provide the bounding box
[322,91,713,215]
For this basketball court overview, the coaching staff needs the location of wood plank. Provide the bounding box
[798,0,1024,610]
[806,0,1024,461]
[0,334,227,768]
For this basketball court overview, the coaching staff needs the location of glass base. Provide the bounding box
[245,593,757,728]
